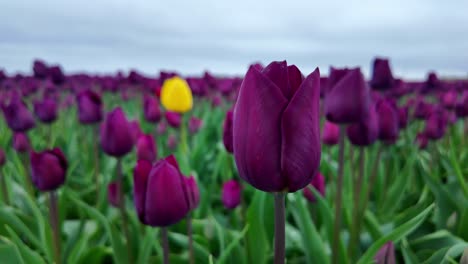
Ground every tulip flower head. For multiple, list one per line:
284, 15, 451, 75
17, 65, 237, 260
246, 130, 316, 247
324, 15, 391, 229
186, 176, 200, 210
76, 90, 103, 124
2, 93, 35, 132
222, 180, 242, 209
161, 77, 193, 113
136, 134, 157, 162
322, 121, 340, 146
13, 132, 31, 153
108, 181, 121, 207
222, 110, 234, 153
30, 148, 68, 191
100, 108, 134, 157
374, 242, 396, 264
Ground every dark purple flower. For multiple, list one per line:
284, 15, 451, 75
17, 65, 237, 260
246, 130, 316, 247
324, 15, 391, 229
441, 90, 457, 109
143, 95, 161, 123
156, 121, 167, 134
13, 132, 31, 153
455, 92, 468, 118
303, 172, 325, 203
33, 60, 48, 79
416, 133, 428, 149
347, 102, 379, 146
327, 67, 350, 94
167, 134, 178, 150
398, 106, 409, 129
322, 121, 340, 146
325, 68, 370, 124
233, 61, 321, 192
374, 242, 396, 264
186, 176, 200, 210
49, 65, 65, 85
370, 57, 394, 90
108, 181, 121, 207
133, 156, 191, 226
222, 110, 234, 153
165, 111, 181, 128
76, 90, 103, 124
30, 148, 68, 191
33, 98, 58, 123
376, 99, 399, 143
222, 180, 242, 209
136, 134, 157, 162
2, 94, 36, 132
424, 110, 446, 140
188, 117, 203, 134
100, 108, 134, 157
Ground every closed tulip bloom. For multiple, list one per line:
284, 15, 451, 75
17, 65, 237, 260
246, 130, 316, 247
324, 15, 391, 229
325, 68, 370, 124
347, 102, 379, 146
33, 97, 58, 123
374, 242, 396, 264
160, 77, 193, 113
30, 148, 67, 191
441, 90, 457, 109
413, 99, 433, 120
0, 149, 5, 167
376, 99, 399, 143
49, 66, 65, 85
100, 108, 134, 157
76, 90, 103, 124
2, 94, 35, 132
143, 95, 161, 123
108, 181, 121, 207
398, 106, 409, 129
424, 111, 446, 140
370, 58, 394, 90
222, 180, 242, 209
167, 134, 178, 150
186, 176, 200, 210
327, 67, 350, 93
233, 61, 321, 192
165, 111, 181, 128
303, 172, 325, 203
133, 156, 191, 226
322, 121, 340, 146
156, 121, 167, 134
33, 60, 48, 79
13, 132, 30, 153
455, 92, 468, 118
136, 134, 157, 162
188, 116, 203, 134
222, 110, 234, 153
416, 133, 428, 149
129, 120, 143, 144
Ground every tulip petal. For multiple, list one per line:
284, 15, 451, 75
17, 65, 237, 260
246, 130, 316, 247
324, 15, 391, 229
133, 159, 152, 223
262, 61, 291, 99
233, 66, 288, 192
287, 65, 303, 96
280, 68, 321, 192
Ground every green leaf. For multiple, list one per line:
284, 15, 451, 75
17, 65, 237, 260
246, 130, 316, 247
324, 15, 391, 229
422, 243, 468, 264
0, 236, 25, 264
245, 191, 269, 264
5, 227, 46, 264
357, 204, 434, 264
217, 224, 249, 264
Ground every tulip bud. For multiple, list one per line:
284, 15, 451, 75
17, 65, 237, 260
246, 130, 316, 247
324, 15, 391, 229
100, 108, 134, 157
322, 121, 340, 146
441, 90, 457, 109
143, 95, 161, 123
303, 172, 325, 203
416, 133, 428, 149
424, 110, 447, 140
398, 106, 409, 129
222, 110, 234, 153
324, 68, 370, 124
186, 176, 200, 210
33, 97, 58, 123
167, 134, 178, 150
49, 65, 65, 85
188, 117, 203, 134
233, 61, 321, 192
161, 77, 193, 113
413, 98, 433, 120
370, 58, 394, 90
347, 102, 379, 146
374, 242, 396, 264
108, 180, 121, 207
13, 132, 30, 153
76, 90, 103, 124
376, 99, 399, 143
136, 134, 157, 162
33, 60, 48, 79
455, 92, 468, 118
165, 111, 181, 128
133, 156, 191, 226
327, 67, 350, 94
30, 148, 68, 191
2, 94, 35, 132
156, 121, 167, 134
222, 180, 242, 209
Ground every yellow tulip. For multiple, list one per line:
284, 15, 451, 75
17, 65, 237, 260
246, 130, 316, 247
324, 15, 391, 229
160, 77, 193, 113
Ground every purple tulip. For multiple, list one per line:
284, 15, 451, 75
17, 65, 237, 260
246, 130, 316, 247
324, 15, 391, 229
370, 58, 394, 90
13, 132, 31, 153
108, 181, 121, 207
30, 148, 68, 191
222, 180, 242, 209
233, 61, 321, 192
322, 121, 340, 146
325, 68, 370, 124
133, 156, 191, 226
2, 94, 35, 132
347, 102, 379, 146
49, 65, 65, 85
186, 176, 200, 210
413, 98, 433, 120
441, 90, 457, 109
100, 108, 134, 157
129, 120, 143, 144
455, 92, 468, 118
33, 60, 48, 79
76, 90, 103, 124
167, 134, 178, 150
303, 172, 325, 203
424, 110, 446, 140
143, 95, 161, 123
374, 242, 396, 264
165, 111, 181, 128
33, 97, 58, 123
376, 99, 399, 143
416, 133, 428, 149
156, 121, 167, 134
136, 134, 157, 162
188, 116, 203, 134
222, 110, 234, 153
327, 67, 350, 94
398, 106, 409, 129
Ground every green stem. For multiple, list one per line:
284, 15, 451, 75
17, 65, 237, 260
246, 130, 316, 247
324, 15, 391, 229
348, 147, 365, 260
0, 171, 9, 205
274, 192, 286, 264
117, 158, 134, 264
161, 227, 170, 264
93, 125, 100, 205
360, 144, 383, 219
49, 191, 61, 264
20, 153, 34, 197
187, 215, 194, 264
331, 126, 346, 264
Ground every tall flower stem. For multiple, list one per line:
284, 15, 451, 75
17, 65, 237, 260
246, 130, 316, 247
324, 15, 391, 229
274, 192, 286, 264
331, 126, 346, 264
117, 158, 133, 264
348, 147, 365, 260
187, 215, 194, 264
49, 191, 61, 264
93, 125, 100, 205
0, 171, 9, 205
161, 227, 170, 264
360, 144, 383, 219
20, 153, 34, 197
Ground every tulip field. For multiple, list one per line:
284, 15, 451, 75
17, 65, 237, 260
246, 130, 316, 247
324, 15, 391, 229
0, 59, 467, 264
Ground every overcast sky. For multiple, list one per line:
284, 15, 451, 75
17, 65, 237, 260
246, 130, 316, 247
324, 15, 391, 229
1, 0, 467, 79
